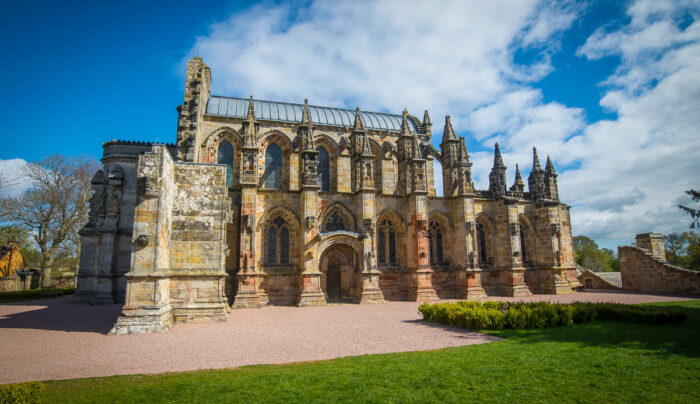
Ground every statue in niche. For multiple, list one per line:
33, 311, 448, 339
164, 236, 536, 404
105, 186, 121, 226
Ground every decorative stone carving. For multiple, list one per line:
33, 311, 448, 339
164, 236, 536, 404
465, 221, 475, 232
305, 216, 316, 230
550, 223, 561, 235
136, 234, 151, 247
363, 218, 375, 237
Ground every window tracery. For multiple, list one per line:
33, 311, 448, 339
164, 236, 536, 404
266, 216, 290, 265
323, 211, 345, 232
217, 141, 234, 169
428, 220, 444, 265
378, 219, 397, 265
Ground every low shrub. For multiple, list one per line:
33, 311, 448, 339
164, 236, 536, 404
0, 287, 75, 301
0, 381, 46, 403
418, 301, 686, 331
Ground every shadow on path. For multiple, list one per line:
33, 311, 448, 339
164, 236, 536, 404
0, 296, 122, 334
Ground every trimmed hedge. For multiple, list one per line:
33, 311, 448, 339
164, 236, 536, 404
418, 301, 687, 331
0, 381, 45, 403
0, 288, 75, 301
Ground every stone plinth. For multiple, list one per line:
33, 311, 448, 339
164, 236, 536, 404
355, 271, 385, 304
297, 272, 326, 306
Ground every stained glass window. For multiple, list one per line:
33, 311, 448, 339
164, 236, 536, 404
267, 216, 290, 265
264, 143, 283, 189
280, 226, 289, 264
316, 146, 330, 191
428, 220, 443, 265
217, 141, 234, 169
267, 226, 277, 265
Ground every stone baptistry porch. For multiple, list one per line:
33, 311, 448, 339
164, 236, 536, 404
0, 290, 694, 384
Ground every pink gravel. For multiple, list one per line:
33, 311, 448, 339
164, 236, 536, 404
0, 290, 695, 384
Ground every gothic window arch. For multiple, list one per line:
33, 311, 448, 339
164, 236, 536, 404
378, 219, 397, 266
323, 210, 345, 232
217, 141, 234, 169
266, 216, 290, 265
316, 146, 330, 191
263, 143, 283, 189
428, 220, 444, 265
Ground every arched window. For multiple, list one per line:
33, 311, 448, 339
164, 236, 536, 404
316, 146, 330, 192
378, 219, 397, 265
266, 216, 290, 265
520, 230, 528, 264
264, 143, 283, 189
428, 220, 444, 265
217, 141, 234, 169
323, 210, 345, 232
477, 222, 488, 266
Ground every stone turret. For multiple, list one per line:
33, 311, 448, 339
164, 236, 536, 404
544, 156, 559, 200
176, 57, 211, 162
488, 143, 507, 197
397, 109, 415, 195
440, 115, 459, 196
510, 164, 525, 193
299, 99, 319, 189
528, 147, 545, 200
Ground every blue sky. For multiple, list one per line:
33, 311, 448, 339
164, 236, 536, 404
1, 0, 699, 250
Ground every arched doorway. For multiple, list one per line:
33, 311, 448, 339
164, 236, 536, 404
319, 244, 356, 302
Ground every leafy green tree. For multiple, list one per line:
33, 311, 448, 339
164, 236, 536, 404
573, 235, 619, 272
664, 231, 700, 270
679, 189, 700, 229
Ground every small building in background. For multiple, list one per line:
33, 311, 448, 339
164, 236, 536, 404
0, 239, 39, 292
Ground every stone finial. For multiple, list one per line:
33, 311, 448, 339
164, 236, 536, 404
399, 108, 412, 138
442, 115, 457, 143
423, 110, 431, 126
532, 147, 542, 171
545, 155, 557, 176
493, 143, 505, 168
301, 98, 312, 126
459, 136, 470, 161
246, 95, 255, 120
352, 107, 365, 132
514, 164, 524, 185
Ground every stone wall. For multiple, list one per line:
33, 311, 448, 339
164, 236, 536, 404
619, 246, 700, 296
51, 275, 76, 289
0, 276, 15, 292
110, 145, 231, 334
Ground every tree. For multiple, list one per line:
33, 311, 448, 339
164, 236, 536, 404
573, 235, 619, 272
679, 189, 700, 229
0, 155, 97, 286
664, 232, 689, 266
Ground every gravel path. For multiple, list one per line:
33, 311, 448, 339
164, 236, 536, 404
0, 290, 694, 384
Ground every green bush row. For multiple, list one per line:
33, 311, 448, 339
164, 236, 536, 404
0, 381, 45, 403
418, 301, 687, 331
0, 287, 75, 300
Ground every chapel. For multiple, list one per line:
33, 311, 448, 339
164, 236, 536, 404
74, 57, 579, 334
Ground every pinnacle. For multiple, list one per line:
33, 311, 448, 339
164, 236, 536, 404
532, 147, 542, 171
545, 155, 557, 174
353, 106, 365, 132
442, 115, 457, 143
301, 98, 311, 125
423, 109, 431, 125
514, 163, 524, 185
399, 108, 412, 137
494, 143, 504, 168
246, 95, 255, 120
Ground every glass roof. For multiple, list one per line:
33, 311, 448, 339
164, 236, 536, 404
206, 95, 418, 133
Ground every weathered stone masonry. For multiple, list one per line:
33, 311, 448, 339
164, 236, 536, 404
75, 57, 580, 333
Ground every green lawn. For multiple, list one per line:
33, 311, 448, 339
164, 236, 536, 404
43, 300, 700, 403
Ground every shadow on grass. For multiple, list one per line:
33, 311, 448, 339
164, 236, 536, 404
0, 295, 122, 334
483, 301, 700, 358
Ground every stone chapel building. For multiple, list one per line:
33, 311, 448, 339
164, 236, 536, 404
74, 57, 579, 334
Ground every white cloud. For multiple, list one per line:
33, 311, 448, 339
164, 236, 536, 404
189, 0, 700, 243
0, 159, 30, 197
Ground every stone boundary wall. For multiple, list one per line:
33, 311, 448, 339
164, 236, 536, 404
51, 275, 76, 289
619, 245, 700, 296
0, 276, 15, 292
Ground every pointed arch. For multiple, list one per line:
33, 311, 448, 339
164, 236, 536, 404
202, 127, 242, 185
319, 202, 357, 233
314, 134, 338, 192
428, 211, 452, 267
258, 206, 301, 270
376, 208, 406, 268
258, 130, 293, 190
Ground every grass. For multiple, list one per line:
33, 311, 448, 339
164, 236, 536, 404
41, 300, 700, 403
0, 287, 75, 303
